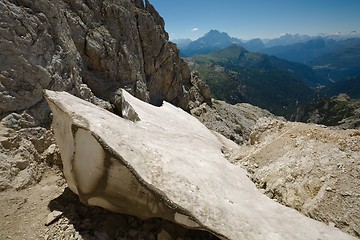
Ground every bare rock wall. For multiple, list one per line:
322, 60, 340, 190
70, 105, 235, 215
0, 0, 206, 118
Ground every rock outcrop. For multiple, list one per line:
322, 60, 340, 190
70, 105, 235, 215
0, 120, 59, 191
191, 98, 281, 144
232, 118, 360, 237
0, 0, 209, 119
45, 89, 356, 240
0, 0, 211, 192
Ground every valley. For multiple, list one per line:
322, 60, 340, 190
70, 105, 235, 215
177, 30, 360, 122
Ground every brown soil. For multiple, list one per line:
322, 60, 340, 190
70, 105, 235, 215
0, 167, 219, 240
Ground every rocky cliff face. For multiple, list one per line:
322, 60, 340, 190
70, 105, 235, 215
0, 0, 210, 191
0, 0, 209, 121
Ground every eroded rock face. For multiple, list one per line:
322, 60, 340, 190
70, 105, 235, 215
45, 89, 356, 240
0, 0, 207, 117
191, 98, 282, 145
0, 0, 210, 192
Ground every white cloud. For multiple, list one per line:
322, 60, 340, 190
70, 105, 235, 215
191, 28, 199, 32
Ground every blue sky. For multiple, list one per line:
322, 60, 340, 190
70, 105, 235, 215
149, 0, 360, 40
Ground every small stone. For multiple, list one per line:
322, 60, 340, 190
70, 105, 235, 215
128, 228, 140, 238
45, 210, 63, 226
80, 219, 93, 230
325, 187, 333, 192
11, 168, 37, 190
70, 231, 81, 240
157, 229, 173, 240
15, 158, 30, 170
254, 163, 259, 168
61, 224, 68, 231
128, 218, 138, 228
0, 176, 11, 191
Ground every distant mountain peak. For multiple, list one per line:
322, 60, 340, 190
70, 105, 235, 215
200, 30, 234, 44
177, 30, 360, 57
179, 30, 243, 57
205, 30, 230, 37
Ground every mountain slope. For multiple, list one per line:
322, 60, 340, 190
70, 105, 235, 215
187, 45, 322, 118
292, 94, 360, 128
263, 33, 313, 48
321, 76, 360, 99
260, 38, 338, 64
311, 41, 360, 81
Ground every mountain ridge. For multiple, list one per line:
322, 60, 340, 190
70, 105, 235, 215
187, 44, 324, 118
174, 30, 360, 57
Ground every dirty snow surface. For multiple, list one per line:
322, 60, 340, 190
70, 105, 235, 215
45, 90, 356, 240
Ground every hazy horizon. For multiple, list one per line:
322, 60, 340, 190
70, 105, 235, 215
170, 30, 360, 42
150, 0, 360, 41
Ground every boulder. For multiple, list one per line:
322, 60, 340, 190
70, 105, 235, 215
45, 90, 356, 240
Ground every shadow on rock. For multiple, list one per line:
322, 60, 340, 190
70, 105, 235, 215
48, 187, 219, 240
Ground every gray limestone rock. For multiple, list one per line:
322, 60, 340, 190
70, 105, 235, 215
0, 0, 208, 118
45, 210, 63, 226
192, 99, 281, 145
0, 176, 10, 191
0, 122, 55, 191
232, 119, 360, 237
11, 167, 37, 190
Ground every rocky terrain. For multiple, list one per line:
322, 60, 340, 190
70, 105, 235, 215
191, 98, 283, 145
0, 0, 359, 239
0, 0, 211, 192
231, 118, 360, 237
0, 0, 210, 117
0, 0, 212, 239
44, 89, 357, 240
191, 99, 360, 237
292, 93, 360, 129
0, 168, 219, 240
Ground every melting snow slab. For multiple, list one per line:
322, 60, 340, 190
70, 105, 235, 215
45, 90, 356, 240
